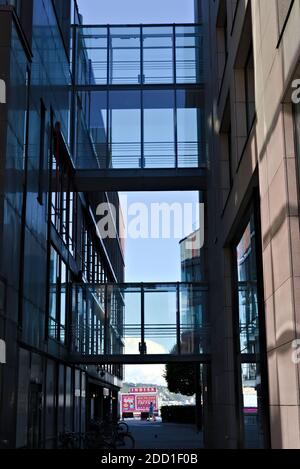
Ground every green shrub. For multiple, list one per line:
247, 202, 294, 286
160, 405, 196, 424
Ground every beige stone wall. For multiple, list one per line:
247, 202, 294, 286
208, 0, 300, 448
252, 0, 300, 450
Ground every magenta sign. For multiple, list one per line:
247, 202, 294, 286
121, 391, 158, 415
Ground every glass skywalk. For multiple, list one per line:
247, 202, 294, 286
72, 24, 206, 170
75, 25, 204, 86
70, 282, 210, 363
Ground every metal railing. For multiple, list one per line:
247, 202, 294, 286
70, 282, 210, 360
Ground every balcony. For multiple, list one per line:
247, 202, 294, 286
69, 282, 210, 364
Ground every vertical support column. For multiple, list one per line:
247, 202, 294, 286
70, 25, 77, 161
67, 282, 73, 352
106, 26, 111, 169
173, 25, 178, 169
176, 282, 181, 355
140, 25, 145, 169
104, 284, 109, 355
195, 364, 202, 431
140, 283, 146, 355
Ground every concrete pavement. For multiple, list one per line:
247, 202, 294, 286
126, 419, 203, 450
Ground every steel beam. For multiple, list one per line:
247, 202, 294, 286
68, 353, 211, 365
74, 168, 207, 192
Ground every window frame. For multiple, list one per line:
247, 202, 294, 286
231, 196, 270, 449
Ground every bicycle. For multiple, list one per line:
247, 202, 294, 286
59, 431, 80, 449
87, 420, 135, 449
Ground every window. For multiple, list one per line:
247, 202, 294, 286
234, 4, 256, 161
175, 26, 203, 84
0, 279, 5, 311
38, 100, 46, 204
143, 90, 175, 168
244, 46, 255, 134
110, 27, 141, 85
143, 27, 173, 84
51, 149, 76, 254
220, 95, 234, 207
216, 0, 229, 90
48, 246, 69, 344
234, 208, 269, 448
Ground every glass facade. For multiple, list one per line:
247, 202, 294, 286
235, 211, 266, 448
75, 25, 204, 86
49, 246, 68, 344
70, 283, 210, 359
73, 24, 205, 169
75, 88, 205, 169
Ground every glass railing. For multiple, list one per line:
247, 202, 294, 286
70, 282, 210, 358
75, 87, 206, 169
74, 24, 204, 86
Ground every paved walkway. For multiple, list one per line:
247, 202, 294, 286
126, 419, 203, 450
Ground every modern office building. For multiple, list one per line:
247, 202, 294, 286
1, 0, 300, 451
202, 0, 300, 449
0, 0, 125, 448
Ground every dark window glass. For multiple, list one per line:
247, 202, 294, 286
237, 214, 259, 355
245, 48, 255, 133
48, 246, 68, 344
38, 100, 46, 204
235, 211, 266, 448
177, 89, 204, 168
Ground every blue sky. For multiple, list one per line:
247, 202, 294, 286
120, 192, 200, 282
77, 0, 195, 25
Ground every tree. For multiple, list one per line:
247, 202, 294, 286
164, 361, 197, 396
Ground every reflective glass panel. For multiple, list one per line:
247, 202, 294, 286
89, 91, 108, 168
176, 26, 203, 84
241, 363, 264, 449
180, 285, 209, 354
143, 90, 175, 168
109, 91, 141, 168
177, 89, 204, 168
143, 27, 174, 84
236, 214, 260, 355
144, 285, 177, 355
109, 27, 141, 84
78, 27, 108, 85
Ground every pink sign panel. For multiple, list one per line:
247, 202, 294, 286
121, 394, 135, 413
135, 395, 158, 412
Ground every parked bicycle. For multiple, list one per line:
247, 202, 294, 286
59, 431, 80, 449
87, 419, 135, 449
59, 420, 135, 450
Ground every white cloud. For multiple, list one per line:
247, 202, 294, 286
125, 364, 167, 387
124, 338, 167, 386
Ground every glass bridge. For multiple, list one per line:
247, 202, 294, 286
67, 24, 210, 365
71, 24, 207, 191
69, 283, 210, 364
